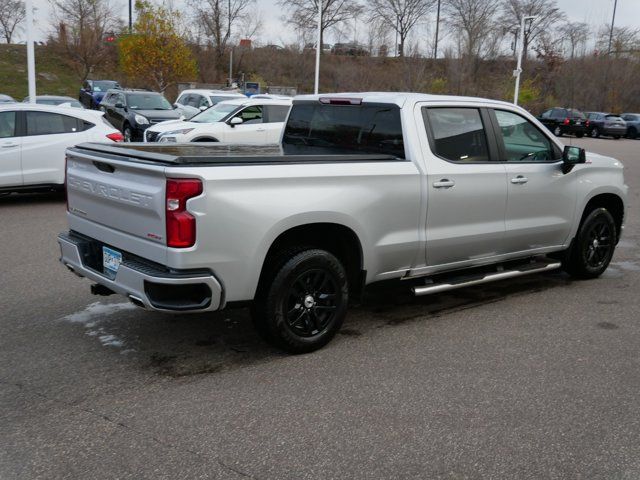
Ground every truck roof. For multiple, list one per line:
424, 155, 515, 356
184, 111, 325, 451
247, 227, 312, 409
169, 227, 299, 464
295, 92, 516, 108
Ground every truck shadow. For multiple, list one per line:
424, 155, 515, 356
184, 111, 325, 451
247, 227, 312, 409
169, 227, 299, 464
105, 270, 573, 379
0, 191, 65, 205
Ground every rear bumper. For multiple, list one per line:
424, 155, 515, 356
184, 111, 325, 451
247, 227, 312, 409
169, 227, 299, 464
58, 231, 224, 313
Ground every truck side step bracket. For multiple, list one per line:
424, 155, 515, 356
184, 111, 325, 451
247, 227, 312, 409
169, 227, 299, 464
412, 261, 562, 296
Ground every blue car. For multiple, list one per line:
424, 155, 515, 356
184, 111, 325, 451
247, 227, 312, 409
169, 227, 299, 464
79, 79, 121, 109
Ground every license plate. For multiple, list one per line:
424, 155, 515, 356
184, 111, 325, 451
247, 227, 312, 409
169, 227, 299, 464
575, 121, 582, 125
102, 246, 122, 274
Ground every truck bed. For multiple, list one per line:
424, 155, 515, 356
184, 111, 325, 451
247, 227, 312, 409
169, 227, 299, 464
70, 142, 401, 166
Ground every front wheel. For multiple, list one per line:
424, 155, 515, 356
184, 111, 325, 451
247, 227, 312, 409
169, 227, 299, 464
590, 127, 600, 138
123, 126, 133, 142
553, 126, 563, 137
251, 249, 349, 354
563, 208, 617, 279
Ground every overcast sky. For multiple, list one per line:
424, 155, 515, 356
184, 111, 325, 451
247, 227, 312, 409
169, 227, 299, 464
26, 0, 639, 47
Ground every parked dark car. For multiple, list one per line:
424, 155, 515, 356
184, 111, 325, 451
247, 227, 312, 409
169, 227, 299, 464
23, 95, 84, 109
538, 107, 587, 137
79, 80, 121, 109
99, 89, 181, 141
621, 113, 640, 139
584, 112, 626, 139
0, 94, 15, 104
331, 43, 369, 56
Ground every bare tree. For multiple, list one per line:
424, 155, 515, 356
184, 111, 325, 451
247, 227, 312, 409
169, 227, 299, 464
369, 0, 437, 57
559, 21, 588, 59
49, 0, 122, 80
443, 0, 499, 58
280, 0, 362, 51
500, 0, 565, 60
596, 25, 640, 58
0, 0, 25, 43
191, 0, 255, 59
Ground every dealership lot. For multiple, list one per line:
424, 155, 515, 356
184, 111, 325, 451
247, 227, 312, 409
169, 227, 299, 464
1, 138, 639, 479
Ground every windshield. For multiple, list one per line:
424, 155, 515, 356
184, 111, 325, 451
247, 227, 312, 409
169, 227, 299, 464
209, 95, 241, 105
126, 93, 173, 110
191, 103, 240, 123
93, 81, 119, 92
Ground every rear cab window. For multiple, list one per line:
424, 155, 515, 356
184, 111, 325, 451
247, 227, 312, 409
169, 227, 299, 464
282, 102, 405, 158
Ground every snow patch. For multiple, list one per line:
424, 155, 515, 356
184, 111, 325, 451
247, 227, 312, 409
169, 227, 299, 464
62, 302, 136, 325
61, 302, 135, 351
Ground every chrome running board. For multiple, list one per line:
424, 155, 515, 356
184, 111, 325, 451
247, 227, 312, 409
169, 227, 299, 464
412, 261, 562, 297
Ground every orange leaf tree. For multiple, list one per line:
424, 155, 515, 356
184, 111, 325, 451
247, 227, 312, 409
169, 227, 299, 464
118, 1, 197, 92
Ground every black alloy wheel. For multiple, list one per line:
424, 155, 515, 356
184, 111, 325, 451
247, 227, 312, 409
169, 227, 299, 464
563, 208, 617, 279
251, 249, 349, 353
590, 127, 600, 138
285, 269, 340, 338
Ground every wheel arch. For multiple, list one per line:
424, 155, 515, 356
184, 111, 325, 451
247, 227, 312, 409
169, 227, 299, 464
192, 136, 219, 142
256, 222, 365, 299
580, 192, 625, 242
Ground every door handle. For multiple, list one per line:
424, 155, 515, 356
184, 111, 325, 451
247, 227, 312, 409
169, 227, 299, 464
1, 143, 19, 148
433, 179, 455, 188
511, 176, 529, 184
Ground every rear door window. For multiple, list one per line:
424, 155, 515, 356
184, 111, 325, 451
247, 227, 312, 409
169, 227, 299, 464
236, 106, 263, 124
283, 103, 405, 158
423, 107, 490, 162
0, 111, 17, 138
26, 111, 81, 135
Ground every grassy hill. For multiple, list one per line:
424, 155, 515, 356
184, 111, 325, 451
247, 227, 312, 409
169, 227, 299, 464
0, 44, 111, 100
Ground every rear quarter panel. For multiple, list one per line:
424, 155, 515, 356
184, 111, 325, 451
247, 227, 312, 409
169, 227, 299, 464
166, 161, 422, 302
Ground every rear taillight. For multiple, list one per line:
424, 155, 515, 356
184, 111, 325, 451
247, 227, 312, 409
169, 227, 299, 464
106, 132, 124, 142
586, 120, 590, 127
165, 178, 202, 248
563, 118, 570, 125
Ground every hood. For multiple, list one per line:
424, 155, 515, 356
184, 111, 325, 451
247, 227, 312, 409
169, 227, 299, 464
146, 120, 220, 134
93, 92, 106, 102
133, 109, 182, 121
585, 151, 624, 170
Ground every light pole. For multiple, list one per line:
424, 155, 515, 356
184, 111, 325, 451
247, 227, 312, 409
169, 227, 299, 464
433, 0, 441, 59
25, 0, 36, 103
128, 0, 132, 34
607, 0, 618, 55
513, 15, 536, 105
314, 0, 321, 94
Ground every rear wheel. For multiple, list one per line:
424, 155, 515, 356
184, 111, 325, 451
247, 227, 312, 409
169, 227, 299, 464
251, 249, 349, 354
613, 135, 621, 140
553, 126, 563, 137
575, 132, 584, 138
590, 127, 600, 138
563, 208, 617, 279
628, 127, 638, 139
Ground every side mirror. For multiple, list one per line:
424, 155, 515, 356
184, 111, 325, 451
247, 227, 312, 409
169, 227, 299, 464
229, 117, 243, 127
115, 102, 124, 109
562, 145, 586, 173
199, 105, 208, 111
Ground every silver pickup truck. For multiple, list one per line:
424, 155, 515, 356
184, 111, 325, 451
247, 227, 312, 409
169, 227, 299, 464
58, 93, 628, 353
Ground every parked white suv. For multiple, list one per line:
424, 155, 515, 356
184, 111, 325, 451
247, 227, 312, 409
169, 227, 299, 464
0, 104, 122, 194
144, 98, 292, 143
174, 89, 246, 112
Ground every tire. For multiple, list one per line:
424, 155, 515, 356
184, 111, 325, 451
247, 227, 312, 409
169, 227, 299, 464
575, 132, 584, 138
590, 127, 600, 138
563, 208, 617, 279
251, 249, 349, 354
123, 125, 133, 142
628, 127, 638, 140
553, 126, 563, 137
613, 135, 620, 140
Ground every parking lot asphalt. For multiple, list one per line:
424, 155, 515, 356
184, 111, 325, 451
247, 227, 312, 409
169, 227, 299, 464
1, 137, 639, 479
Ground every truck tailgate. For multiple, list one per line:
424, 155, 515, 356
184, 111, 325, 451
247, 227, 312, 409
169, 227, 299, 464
66, 147, 167, 246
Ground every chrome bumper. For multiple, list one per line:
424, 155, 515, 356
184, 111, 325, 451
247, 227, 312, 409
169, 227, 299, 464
58, 232, 224, 312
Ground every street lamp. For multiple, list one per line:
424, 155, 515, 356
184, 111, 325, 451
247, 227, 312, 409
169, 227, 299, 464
314, 0, 322, 94
513, 15, 536, 105
25, 0, 36, 103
